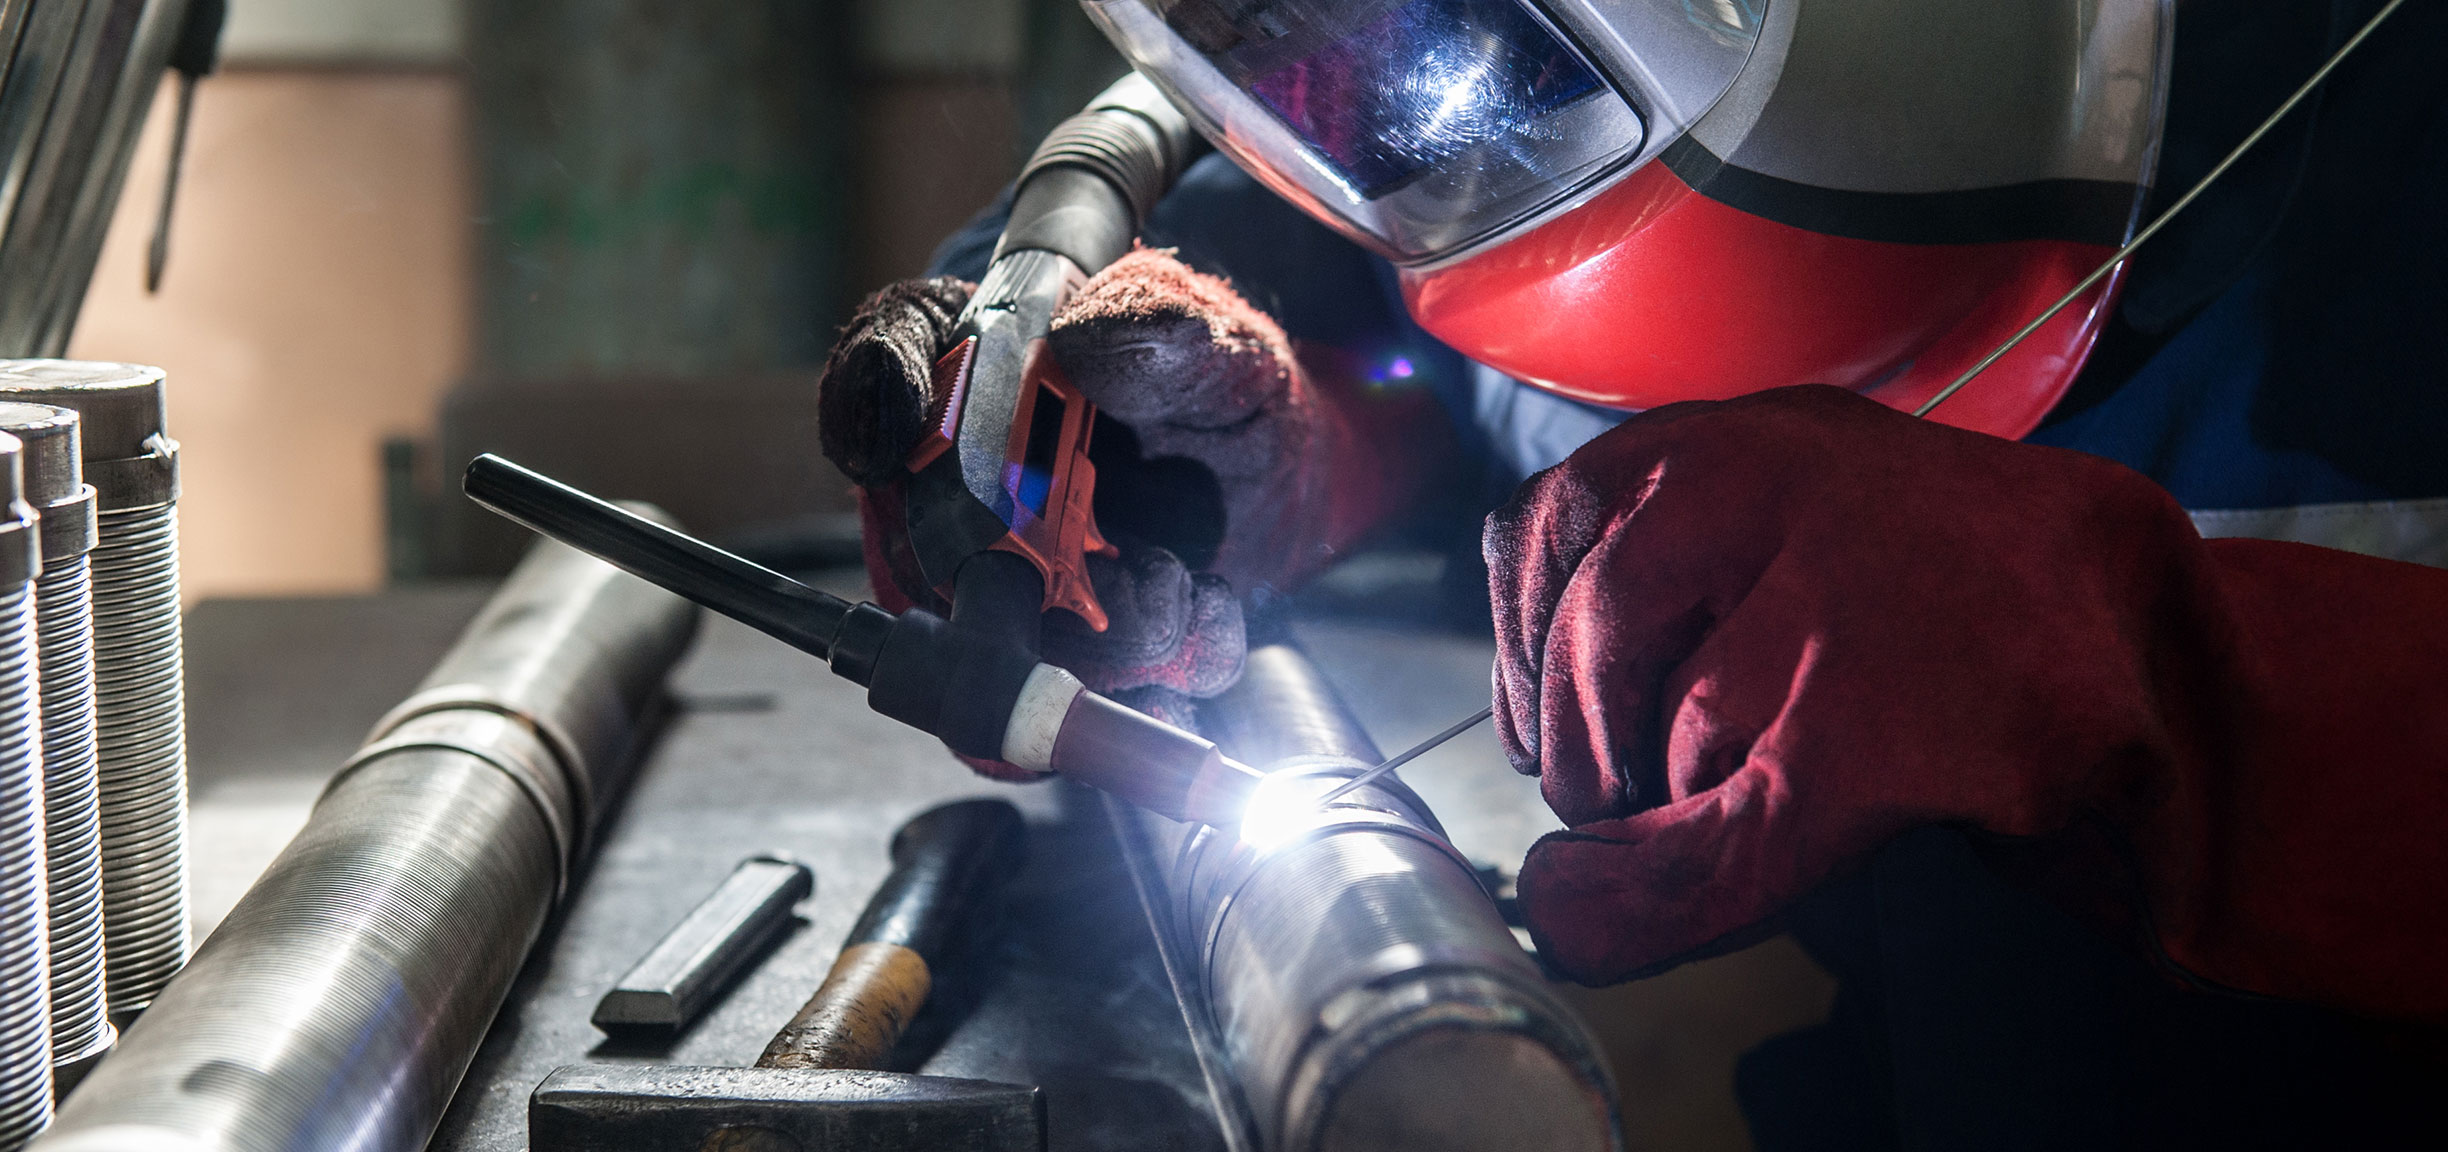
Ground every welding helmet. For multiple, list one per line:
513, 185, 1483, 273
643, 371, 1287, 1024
1086, 0, 2174, 436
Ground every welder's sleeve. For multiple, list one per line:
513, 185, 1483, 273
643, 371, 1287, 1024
1489, 385, 2448, 1023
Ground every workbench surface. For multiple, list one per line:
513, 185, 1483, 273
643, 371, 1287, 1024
183, 577, 1551, 1152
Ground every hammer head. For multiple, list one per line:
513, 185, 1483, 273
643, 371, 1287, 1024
532, 1065, 1045, 1152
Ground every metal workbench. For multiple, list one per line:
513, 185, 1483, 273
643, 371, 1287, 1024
181, 575, 1552, 1152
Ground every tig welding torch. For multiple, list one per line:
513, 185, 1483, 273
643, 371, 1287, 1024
468, 75, 1267, 821
464, 455, 1263, 825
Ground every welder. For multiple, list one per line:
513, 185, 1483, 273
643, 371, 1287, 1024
819, 0, 2448, 1144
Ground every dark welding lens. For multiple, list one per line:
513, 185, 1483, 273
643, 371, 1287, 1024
1212, 0, 1606, 196
1093, 0, 1664, 261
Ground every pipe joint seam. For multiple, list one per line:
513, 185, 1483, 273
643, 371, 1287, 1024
1172, 758, 1477, 968
336, 709, 578, 896
368, 687, 595, 838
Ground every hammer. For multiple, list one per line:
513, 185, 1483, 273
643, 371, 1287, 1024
531, 799, 1040, 1152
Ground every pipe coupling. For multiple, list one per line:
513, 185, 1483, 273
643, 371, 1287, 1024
339, 707, 579, 895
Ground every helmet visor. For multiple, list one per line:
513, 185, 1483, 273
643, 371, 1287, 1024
1088, 0, 1756, 264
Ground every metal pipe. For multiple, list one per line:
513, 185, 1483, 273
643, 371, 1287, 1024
0, 428, 51, 1148
1128, 643, 1621, 1152
0, 402, 109, 1083
32, 533, 699, 1152
0, 362, 184, 1016
1199, 645, 1381, 769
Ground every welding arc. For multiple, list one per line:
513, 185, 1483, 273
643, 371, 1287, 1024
1915, 0, 2409, 419
1314, 707, 1495, 806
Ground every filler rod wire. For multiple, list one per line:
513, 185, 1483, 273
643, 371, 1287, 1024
1915, 0, 2408, 419
1315, 707, 1494, 807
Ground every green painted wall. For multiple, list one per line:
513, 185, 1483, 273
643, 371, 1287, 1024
467, 0, 852, 379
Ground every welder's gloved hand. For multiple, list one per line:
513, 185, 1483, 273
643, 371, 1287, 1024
1490, 385, 2448, 1023
818, 250, 1409, 752
1039, 248, 1406, 599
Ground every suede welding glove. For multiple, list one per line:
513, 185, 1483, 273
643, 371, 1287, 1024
1489, 385, 2448, 1023
819, 248, 1415, 761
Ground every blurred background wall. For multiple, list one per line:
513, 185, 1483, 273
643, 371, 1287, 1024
67, 0, 468, 599
64, 0, 1123, 598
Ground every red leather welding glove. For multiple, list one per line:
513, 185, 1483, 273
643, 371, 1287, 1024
1491, 385, 2448, 1023
819, 250, 1422, 752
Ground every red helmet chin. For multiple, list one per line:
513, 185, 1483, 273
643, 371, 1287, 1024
1399, 159, 2124, 440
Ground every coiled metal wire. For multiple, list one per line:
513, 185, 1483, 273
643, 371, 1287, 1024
35, 555, 106, 1066
88, 504, 184, 1015
0, 581, 56, 1148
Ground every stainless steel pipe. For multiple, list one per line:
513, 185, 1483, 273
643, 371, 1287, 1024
1130, 644, 1621, 1152
32, 533, 699, 1152
0, 362, 184, 1015
0, 428, 53, 1149
0, 402, 107, 1082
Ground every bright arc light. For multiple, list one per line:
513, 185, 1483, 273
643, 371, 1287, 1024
1425, 56, 1493, 134
1237, 771, 1333, 851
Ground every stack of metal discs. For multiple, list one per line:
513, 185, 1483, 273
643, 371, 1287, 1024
0, 428, 54, 1146
0, 363, 185, 1017
0, 403, 106, 1086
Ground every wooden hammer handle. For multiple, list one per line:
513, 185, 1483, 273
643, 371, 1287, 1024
753, 799, 1022, 1071
757, 941, 933, 1070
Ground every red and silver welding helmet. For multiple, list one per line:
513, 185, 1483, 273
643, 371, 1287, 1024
1087, 0, 2174, 436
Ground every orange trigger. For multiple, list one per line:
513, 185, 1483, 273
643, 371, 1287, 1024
990, 341, 1112, 631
